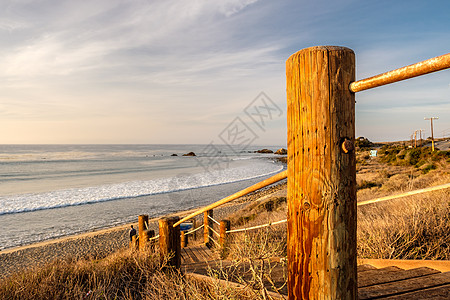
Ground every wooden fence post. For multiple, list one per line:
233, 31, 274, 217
219, 219, 230, 248
159, 217, 181, 269
192, 219, 197, 240
286, 46, 357, 299
130, 235, 138, 250
219, 219, 231, 259
204, 210, 214, 248
138, 215, 149, 252
181, 231, 188, 248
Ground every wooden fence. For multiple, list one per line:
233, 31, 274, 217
134, 47, 450, 300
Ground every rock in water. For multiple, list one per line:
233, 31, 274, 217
182, 152, 196, 156
275, 148, 287, 155
256, 149, 273, 154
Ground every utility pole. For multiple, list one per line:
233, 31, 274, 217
418, 129, 425, 147
414, 130, 418, 148
424, 117, 439, 151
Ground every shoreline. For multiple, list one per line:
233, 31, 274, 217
0, 155, 286, 252
0, 180, 287, 279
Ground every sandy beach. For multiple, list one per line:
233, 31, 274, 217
0, 181, 286, 279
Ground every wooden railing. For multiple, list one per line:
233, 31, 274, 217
134, 47, 450, 300
173, 170, 288, 227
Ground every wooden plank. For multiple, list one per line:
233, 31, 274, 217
358, 258, 450, 272
180, 249, 189, 264
188, 246, 202, 261
381, 284, 450, 300
358, 272, 450, 299
376, 266, 403, 271
196, 247, 208, 261
183, 245, 214, 263
189, 247, 203, 263
181, 247, 198, 264
358, 267, 440, 288
182, 259, 225, 275
358, 264, 378, 272
196, 245, 213, 261
184, 247, 200, 263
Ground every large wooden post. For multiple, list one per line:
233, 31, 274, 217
138, 215, 149, 252
286, 46, 357, 299
159, 217, 181, 269
204, 210, 214, 248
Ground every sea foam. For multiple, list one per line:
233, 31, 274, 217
0, 161, 283, 215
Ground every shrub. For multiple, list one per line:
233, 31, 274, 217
355, 137, 374, 150
422, 164, 437, 174
357, 180, 380, 190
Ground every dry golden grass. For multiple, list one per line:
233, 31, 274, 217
0, 246, 275, 300
2, 151, 449, 299
357, 189, 450, 260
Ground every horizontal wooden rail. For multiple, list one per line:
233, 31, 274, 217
184, 224, 204, 236
209, 227, 220, 237
173, 170, 288, 227
358, 182, 450, 206
149, 234, 159, 241
209, 236, 221, 247
222, 182, 450, 235
349, 52, 450, 92
208, 215, 220, 225
227, 219, 287, 234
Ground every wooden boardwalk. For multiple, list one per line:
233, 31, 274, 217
181, 245, 450, 299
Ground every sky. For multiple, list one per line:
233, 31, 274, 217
1, 0, 449, 145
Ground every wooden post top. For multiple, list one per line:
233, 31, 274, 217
159, 216, 180, 223
287, 46, 354, 59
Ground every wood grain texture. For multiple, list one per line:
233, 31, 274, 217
204, 210, 213, 248
159, 216, 181, 268
358, 267, 440, 288
138, 215, 149, 252
220, 219, 230, 248
358, 272, 450, 299
181, 231, 187, 248
380, 284, 450, 299
286, 46, 356, 299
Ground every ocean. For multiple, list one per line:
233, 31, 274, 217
0, 144, 285, 250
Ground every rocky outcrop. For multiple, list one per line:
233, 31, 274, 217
275, 148, 287, 155
171, 154, 178, 156
255, 149, 273, 154
182, 152, 196, 156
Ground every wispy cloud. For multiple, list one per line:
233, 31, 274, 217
0, 0, 449, 143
